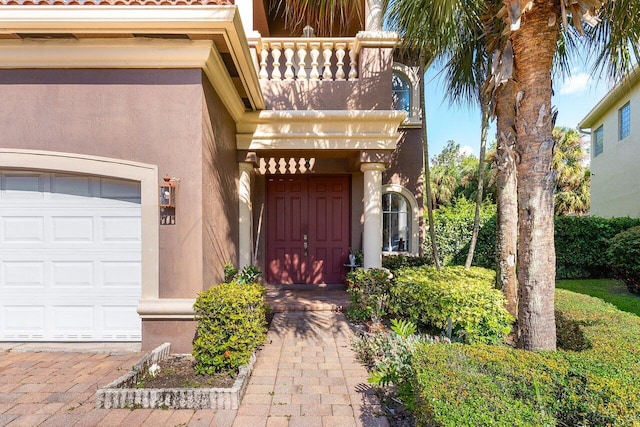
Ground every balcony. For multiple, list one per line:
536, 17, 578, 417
252, 32, 399, 111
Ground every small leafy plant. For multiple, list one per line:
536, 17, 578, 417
236, 265, 262, 284
223, 262, 238, 283
223, 262, 262, 284
352, 319, 447, 410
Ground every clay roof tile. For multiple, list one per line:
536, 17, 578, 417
0, 0, 233, 5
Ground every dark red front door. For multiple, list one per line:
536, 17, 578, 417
266, 176, 350, 284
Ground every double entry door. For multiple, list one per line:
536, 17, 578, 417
266, 175, 350, 284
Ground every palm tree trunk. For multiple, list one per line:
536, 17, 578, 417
512, 0, 559, 351
419, 65, 442, 270
465, 93, 489, 269
494, 79, 518, 319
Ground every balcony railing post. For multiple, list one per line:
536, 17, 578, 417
296, 41, 308, 80
271, 42, 282, 81
283, 42, 295, 80
335, 42, 346, 81
309, 41, 321, 81
322, 42, 334, 80
348, 43, 358, 81
259, 42, 269, 80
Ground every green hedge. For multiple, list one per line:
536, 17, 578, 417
452, 216, 640, 279
389, 266, 512, 344
608, 225, 640, 294
411, 290, 640, 426
192, 281, 267, 374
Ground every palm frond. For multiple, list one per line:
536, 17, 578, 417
269, 0, 363, 37
579, 0, 640, 82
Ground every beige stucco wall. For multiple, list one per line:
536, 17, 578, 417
590, 81, 640, 217
0, 68, 239, 351
384, 128, 424, 206
0, 69, 207, 298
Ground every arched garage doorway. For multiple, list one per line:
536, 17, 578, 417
0, 150, 158, 342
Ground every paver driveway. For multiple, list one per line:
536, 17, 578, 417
0, 311, 388, 427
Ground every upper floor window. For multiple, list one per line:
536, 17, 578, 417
392, 63, 421, 126
619, 102, 630, 140
392, 72, 411, 114
382, 192, 411, 253
594, 125, 604, 157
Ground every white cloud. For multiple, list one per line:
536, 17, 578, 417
559, 73, 591, 95
460, 145, 475, 157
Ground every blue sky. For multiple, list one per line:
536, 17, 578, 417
424, 65, 610, 157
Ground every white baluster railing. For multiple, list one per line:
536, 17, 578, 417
257, 38, 359, 81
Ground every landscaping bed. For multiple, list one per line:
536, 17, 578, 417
95, 343, 255, 410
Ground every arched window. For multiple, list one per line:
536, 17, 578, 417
392, 72, 411, 114
382, 192, 411, 252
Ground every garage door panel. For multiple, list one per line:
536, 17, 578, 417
101, 216, 141, 242
2, 217, 45, 243
2, 305, 46, 340
2, 261, 45, 288
103, 305, 141, 339
100, 178, 141, 202
51, 216, 94, 242
51, 261, 94, 289
102, 261, 142, 289
51, 305, 95, 337
1, 174, 45, 199
0, 171, 142, 342
50, 175, 93, 199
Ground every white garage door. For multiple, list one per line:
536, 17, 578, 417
0, 171, 142, 341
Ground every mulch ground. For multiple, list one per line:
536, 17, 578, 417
135, 354, 236, 389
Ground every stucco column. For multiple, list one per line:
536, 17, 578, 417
361, 162, 386, 268
366, 0, 384, 31
238, 162, 254, 269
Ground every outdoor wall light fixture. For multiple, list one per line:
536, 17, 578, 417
160, 174, 176, 225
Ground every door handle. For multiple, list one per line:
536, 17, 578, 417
303, 234, 308, 256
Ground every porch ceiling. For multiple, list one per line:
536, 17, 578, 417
236, 109, 407, 153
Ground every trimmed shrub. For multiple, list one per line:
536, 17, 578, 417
608, 225, 640, 294
382, 254, 431, 273
389, 266, 513, 344
345, 268, 392, 323
454, 216, 640, 279
192, 282, 267, 374
411, 290, 640, 426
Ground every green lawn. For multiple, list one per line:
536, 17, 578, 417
556, 279, 640, 316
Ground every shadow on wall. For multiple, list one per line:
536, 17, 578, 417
202, 77, 239, 286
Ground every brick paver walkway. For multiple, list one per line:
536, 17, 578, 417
0, 311, 387, 426
234, 311, 388, 427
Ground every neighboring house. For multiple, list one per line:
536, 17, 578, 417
579, 66, 640, 217
0, 0, 423, 351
